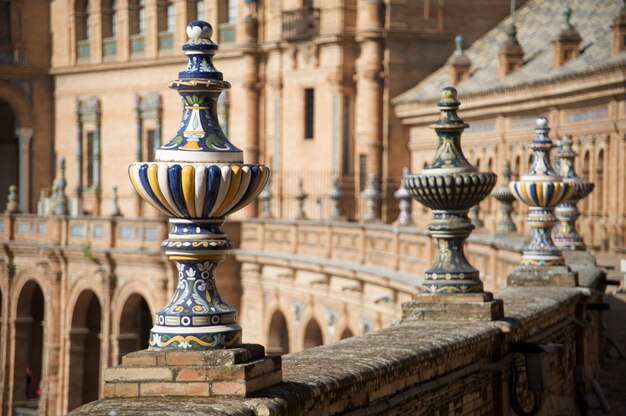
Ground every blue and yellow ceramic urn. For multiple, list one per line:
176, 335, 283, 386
129, 21, 269, 349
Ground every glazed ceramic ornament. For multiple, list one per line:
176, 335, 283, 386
510, 117, 573, 266
129, 21, 269, 349
552, 135, 594, 250
402, 87, 497, 294
491, 161, 517, 234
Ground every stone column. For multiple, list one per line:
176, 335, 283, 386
15, 127, 33, 213
269, 77, 283, 217
241, 14, 260, 217
354, 0, 384, 218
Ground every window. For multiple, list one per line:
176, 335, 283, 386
304, 88, 314, 139
86, 131, 95, 188
102, 0, 117, 38
130, 0, 146, 54
359, 154, 367, 191
147, 129, 157, 162
581, 150, 590, 213
111, 0, 117, 37
76, 1, 91, 59
84, 3, 91, 40
196, 0, 205, 20
166, 2, 175, 32
138, 0, 146, 34
158, 1, 174, 51
596, 149, 604, 213
102, 0, 117, 57
228, 0, 237, 23
218, 0, 237, 43
130, 0, 146, 35
341, 95, 351, 175
0, 0, 11, 43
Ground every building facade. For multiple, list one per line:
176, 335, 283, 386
394, 0, 626, 255
48, 0, 520, 221
0, 0, 54, 213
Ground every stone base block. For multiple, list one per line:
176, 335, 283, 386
562, 250, 596, 267
507, 264, 578, 287
103, 344, 281, 399
401, 292, 504, 321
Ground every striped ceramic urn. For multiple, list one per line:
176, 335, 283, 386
509, 117, 573, 266
128, 21, 269, 349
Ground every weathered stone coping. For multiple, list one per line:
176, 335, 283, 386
70, 284, 590, 415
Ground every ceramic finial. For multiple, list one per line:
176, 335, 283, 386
454, 35, 464, 55
6, 184, 18, 213
562, 6, 573, 30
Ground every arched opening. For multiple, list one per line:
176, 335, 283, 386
68, 290, 101, 412
596, 149, 604, 215
513, 155, 521, 179
117, 294, 151, 363
267, 310, 289, 355
486, 158, 494, 213
581, 150, 591, 214
303, 318, 323, 349
13, 281, 44, 412
0, 99, 18, 208
340, 328, 354, 339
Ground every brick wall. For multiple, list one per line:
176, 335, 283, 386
71, 266, 605, 415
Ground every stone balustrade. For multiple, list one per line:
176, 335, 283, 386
0, 213, 169, 251
237, 218, 526, 292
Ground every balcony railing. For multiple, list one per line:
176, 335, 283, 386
130, 34, 145, 56
0, 44, 24, 65
218, 23, 236, 45
0, 214, 169, 252
158, 31, 174, 51
76, 39, 91, 60
282, 8, 320, 42
103, 37, 117, 58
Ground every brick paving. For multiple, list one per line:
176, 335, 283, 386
590, 284, 626, 416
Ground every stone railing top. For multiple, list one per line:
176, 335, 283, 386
70, 282, 599, 415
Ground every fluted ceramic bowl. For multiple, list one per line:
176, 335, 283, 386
129, 162, 270, 219
565, 181, 594, 204
491, 184, 515, 204
509, 180, 573, 208
402, 172, 497, 211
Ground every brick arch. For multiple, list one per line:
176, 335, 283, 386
111, 281, 157, 332
65, 277, 105, 329
334, 309, 357, 341
10, 278, 46, 412
266, 308, 291, 355
111, 283, 156, 363
66, 287, 103, 412
263, 296, 296, 355
10, 267, 50, 319
299, 303, 327, 350
0, 82, 32, 129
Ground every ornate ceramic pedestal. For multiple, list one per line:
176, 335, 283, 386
393, 167, 412, 226
401, 88, 502, 321
102, 20, 281, 402
129, 21, 269, 349
491, 161, 517, 234
552, 135, 594, 251
507, 118, 578, 287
